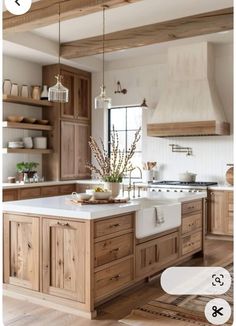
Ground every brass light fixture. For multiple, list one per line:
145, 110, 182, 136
48, 4, 69, 103
114, 81, 127, 94
141, 98, 148, 109
95, 6, 112, 109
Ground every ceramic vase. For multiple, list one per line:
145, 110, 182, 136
104, 182, 121, 198
41, 85, 48, 100
3, 79, 12, 95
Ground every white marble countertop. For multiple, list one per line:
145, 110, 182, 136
2, 179, 102, 189
2, 192, 207, 220
208, 185, 233, 191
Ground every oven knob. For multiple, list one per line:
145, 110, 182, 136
167, 190, 170, 192
174, 190, 177, 192
151, 189, 156, 192
158, 189, 162, 192
180, 190, 183, 192
189, 190, 192, 193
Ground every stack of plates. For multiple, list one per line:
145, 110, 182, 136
8, 141, 24, 149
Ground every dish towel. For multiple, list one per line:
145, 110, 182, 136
153, 206, 165, 225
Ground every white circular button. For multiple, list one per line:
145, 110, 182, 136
205, 298, 231, 325
5, 0, 32, 15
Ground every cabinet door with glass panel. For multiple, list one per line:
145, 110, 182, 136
108, 106, 142, 178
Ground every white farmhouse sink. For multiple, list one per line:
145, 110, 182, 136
133, 197, 181, 239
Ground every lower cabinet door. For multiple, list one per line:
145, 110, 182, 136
3, 214, 40, 291
42, 218, 86, 302
136, 232, 179, 278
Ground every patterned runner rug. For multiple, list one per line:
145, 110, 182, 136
120, 260, 233, 326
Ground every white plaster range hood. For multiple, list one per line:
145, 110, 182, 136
147, 42, 230, 137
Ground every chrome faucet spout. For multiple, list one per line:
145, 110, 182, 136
128, 166, 143, 199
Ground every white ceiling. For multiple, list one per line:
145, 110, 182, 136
3, 0, 233, 70
32, 0, 233, 42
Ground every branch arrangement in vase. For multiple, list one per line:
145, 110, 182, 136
87, 126, 141, 183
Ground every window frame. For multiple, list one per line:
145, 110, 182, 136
108, 105, 142, 178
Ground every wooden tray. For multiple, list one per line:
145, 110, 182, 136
70, 198, 129, 205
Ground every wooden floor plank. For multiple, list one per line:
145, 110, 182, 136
3, 239, 233, 326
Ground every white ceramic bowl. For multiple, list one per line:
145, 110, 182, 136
86, 189, 95, 195
72, 192, 92, 201
93, 191, 112, 200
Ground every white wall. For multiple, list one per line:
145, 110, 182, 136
3, 56, 43, 181
92, 43, 233, 183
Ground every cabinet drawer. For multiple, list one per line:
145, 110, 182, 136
182, 213, 202, 234
19, 187, 41, 200
182, 200, 202, 215
59, 184, 75, 195
181, 231, 202, 256
41, 186, 59, 197
94, 214, 133, 238
3, 189, 18, 201
95, 233, 133, 267
95, 258, 133, 299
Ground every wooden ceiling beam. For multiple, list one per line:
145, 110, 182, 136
3, 0, 141, 32
61, 7, 233, 59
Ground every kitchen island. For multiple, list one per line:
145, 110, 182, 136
3, 192, 207, 318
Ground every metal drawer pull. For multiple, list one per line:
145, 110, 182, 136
188, 206, 195, 209
109, 223, 120, 228
57, 222, 70, 227
110, 248, 120, 253
110, 274, 121, 281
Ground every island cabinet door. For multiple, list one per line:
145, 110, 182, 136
42, 218, 86, 302
3, 214, 40, 291
135, 232, 179, 278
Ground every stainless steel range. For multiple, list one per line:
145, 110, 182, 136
148, 181, 218, 193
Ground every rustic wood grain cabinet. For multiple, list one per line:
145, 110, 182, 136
135, 231, 179, 278
3, 214, 40, 291
208, 190, 233, 236
42, 64, 91, 181
42, 218, 86, 302
3, 200, 205, 319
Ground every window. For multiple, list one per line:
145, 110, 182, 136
108, 106, 142, 178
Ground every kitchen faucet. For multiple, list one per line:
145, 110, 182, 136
127, 166, 143, 199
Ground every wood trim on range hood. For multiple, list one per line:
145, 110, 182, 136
147, 121, 230, 137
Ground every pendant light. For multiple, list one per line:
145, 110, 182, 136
95, 6, 111, 109
48, 4, 69, 103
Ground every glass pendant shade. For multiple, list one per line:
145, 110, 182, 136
95, 86, 112, 109
48, 75, 69, 103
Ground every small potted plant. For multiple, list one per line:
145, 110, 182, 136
16, 161, 39, 182
87, 126, 141, 197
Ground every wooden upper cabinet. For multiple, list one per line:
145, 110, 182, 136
75, 123, 91, 179
209, 190, 233, 236
60, 69, 91, 121
61, 121, 77, 179
61, 121, 90, 180
3, 214, 40, 291
42, 218, 86, 302
77, 75, 91, 120
60, 70, 75, 119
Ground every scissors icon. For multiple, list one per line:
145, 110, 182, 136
212, 274, 224, 286
212, 305, 224, 317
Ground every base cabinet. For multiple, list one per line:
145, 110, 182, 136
3, 214, 40, 291
135, 232, 179, 278
208, 190, 233, 236
42, 218, 86, 302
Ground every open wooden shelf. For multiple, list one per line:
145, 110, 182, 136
3, 94, 53, 107
2, 148, 52, 154
2, 121, 52, 131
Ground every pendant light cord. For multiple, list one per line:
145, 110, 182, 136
59, 3, 61, 66
102, 6, 105, 90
